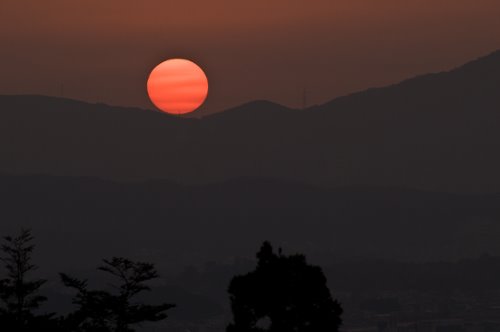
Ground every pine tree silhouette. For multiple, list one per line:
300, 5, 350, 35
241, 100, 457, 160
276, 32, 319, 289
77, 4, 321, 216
60, 257, 175, 332
227, 242, 343, 332
0, 229, 55, 331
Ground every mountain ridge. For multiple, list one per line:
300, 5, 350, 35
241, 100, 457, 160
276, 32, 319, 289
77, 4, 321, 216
316, 49, 500, 110
3, 49, 500, 117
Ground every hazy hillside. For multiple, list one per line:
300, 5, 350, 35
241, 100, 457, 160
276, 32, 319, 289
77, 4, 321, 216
1, 174, 500, 273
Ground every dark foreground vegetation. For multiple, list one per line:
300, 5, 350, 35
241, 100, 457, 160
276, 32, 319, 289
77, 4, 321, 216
0, 229, 175, 331
0, 229, 342, 332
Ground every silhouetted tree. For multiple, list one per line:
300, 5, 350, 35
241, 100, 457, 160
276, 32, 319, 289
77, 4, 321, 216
61, 257, 175, 332
227, 242, 343, 332
0, 229, 55, 331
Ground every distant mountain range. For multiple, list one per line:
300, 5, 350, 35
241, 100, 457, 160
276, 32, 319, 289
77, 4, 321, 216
1, 50, 500, 192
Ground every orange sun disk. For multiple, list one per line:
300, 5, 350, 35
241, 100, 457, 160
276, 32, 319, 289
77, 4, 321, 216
147, 59, 208, 115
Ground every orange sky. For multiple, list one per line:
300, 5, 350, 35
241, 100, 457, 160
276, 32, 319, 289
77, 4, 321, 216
1, 0, 499, 115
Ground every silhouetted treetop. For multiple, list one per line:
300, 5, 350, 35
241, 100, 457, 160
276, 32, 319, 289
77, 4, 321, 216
0, 229, 55, 331
227, 241, 343, 332
60, 257, 175, 332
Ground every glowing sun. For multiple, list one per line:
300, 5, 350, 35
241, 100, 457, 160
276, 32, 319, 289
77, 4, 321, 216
147, 59, 208, 115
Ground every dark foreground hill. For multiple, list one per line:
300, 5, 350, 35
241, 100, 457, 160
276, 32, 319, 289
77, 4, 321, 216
1, 50, 500, 192
1, 174, 500, 272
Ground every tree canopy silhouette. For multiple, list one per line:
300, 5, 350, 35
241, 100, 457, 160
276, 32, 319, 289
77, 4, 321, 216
227, 242, 343, 332
60, 257, 175, 332
0, 228, 55, 331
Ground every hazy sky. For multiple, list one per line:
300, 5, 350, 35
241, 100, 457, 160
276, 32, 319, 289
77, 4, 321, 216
1, 0, 499, 115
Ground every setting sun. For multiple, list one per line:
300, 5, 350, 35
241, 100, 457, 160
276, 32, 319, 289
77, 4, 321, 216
147, 59, 208, 115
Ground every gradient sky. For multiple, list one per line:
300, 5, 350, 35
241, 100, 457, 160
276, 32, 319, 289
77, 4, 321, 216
1, 0, 499, 115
